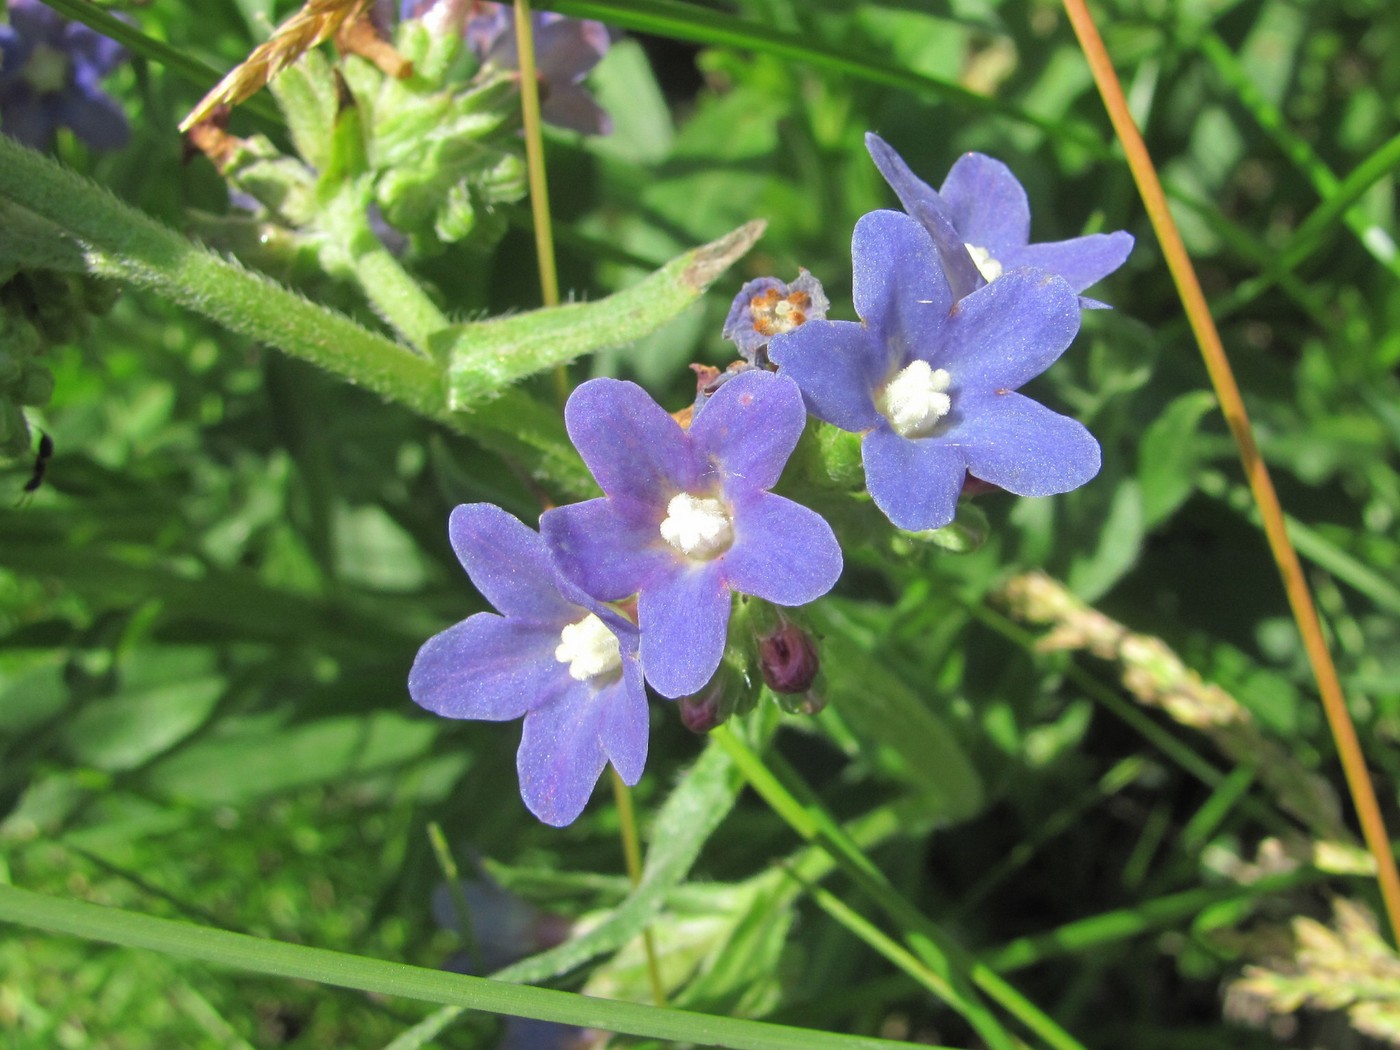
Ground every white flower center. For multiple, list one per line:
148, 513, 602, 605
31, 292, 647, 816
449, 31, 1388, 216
555, 614, 623, 683
25, 45, 71, 95
877, 360, 952, 439
965, 243, 1004, 283
659, 492, 734, 560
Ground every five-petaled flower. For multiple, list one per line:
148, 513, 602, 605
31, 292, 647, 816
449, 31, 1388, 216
721, 270, 830, 366
408, 503, 648, 826
865, 133, 1133, 308
0, 0, 129, 152
541, 370, 843, 699
769, 209, 1100, 533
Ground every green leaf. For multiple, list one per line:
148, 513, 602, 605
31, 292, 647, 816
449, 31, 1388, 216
1138, 390, 1218, 527
1067, 480, 1145, 601
491, 736, 748, 984
810, 607, 984, 824
442, 221, 765, 410
0, 884, 937, 1050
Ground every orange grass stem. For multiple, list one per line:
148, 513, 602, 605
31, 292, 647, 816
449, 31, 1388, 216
1061, 0, 1400, 945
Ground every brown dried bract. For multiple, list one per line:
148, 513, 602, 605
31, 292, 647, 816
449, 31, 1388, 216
335, 11, 413, 79
183, 105, 242, 170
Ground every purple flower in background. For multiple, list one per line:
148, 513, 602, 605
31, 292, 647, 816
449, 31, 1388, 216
769, 209, 1100, 533
722, 269, 830, 365
541, 371, 842, 699
0, 0, 129, 151
866, 133, 1133, 308
401, 0, 611, 134
408, 503, 648, 827
432, 878, 573, 973
431, 878, 597, 1048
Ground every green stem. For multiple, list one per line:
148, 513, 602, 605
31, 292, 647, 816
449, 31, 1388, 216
324, 184, 452, 357
712, 725, 1086, 1050
0, 135, 444, 420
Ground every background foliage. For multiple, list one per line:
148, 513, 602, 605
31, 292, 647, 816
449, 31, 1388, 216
3, 0, 1399, 1047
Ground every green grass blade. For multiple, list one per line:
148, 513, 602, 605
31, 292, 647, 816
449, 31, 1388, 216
1199, 31, 1400, 281
982, 868, 1325, 973
0, 883, 935, 1050
541, 0, 1106, 153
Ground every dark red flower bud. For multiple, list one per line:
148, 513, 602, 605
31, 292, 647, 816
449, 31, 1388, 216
757, 621, 820, 694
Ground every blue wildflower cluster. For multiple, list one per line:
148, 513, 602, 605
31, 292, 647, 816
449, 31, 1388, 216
411, 137, 1132, 825
0, 0, 129, 152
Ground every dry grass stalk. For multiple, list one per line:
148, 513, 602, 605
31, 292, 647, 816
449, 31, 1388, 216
179, 0, 375, 132
997, 571, 1346, 840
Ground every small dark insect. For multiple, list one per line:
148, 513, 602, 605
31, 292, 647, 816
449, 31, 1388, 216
22, 430, 53, 496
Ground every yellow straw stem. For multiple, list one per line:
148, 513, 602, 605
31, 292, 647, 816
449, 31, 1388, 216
512, 1, 560, 308
512, 0, 568, 405
1060, 0, 1400, 945
609, 769, 668, 1007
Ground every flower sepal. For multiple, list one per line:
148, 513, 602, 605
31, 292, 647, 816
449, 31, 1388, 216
891, 501, 990, 555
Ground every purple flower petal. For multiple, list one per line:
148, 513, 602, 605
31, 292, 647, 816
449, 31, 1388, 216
541, 86, 612, 136
865, 134, 984, 300
865, 133, 945, 229
598, 659, 649, 785
0, 86, 56, 149
637, 564, 731, 698
768, 320, 885, 432
448, 503, 577, 624
541, 497, 674, 601
56, 81, 128, 151
689, 370, 807, 495
533, 15, 610, 84
723, 492, 842, 605
938, 152, 1031, 257
409, 614, 563, 721
64, 21, 128, 79
1006, 231, 1135, 295
862, 425, 969, 531
851, 210, 951, 347
910, 200, 985, 301
954, 391, 1102, 497
0, 27, 33, 87
6, 0, 63, 39
564, 377, 697, 503
933, 269, 1081, 393
518, 682, 612, 826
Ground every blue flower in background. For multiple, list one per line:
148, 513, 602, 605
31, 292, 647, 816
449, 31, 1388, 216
0, 0, 129, 151
408, 503, 648, 827
541, 370, 842, 699
866, 132, 1133, 308
770, 209, 1100, 533
431, 878, 597, 1048
399, 0, 612, 134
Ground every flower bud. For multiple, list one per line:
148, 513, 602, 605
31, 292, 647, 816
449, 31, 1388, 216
677, 651, 758, 733
757, 620, 820, 694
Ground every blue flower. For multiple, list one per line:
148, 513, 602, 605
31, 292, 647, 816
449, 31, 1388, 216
400, 0, 612, 135
769, 209, 1100, 533
865, 133, 1133, 308
541, 370, 842, 699
408, 503, 648, 827
0, 0, 129, 152
430, 878, 595, 1047
721, 269, 830, 365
